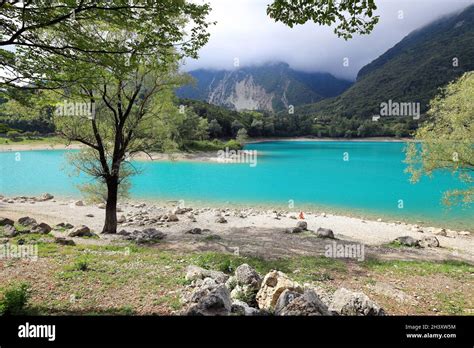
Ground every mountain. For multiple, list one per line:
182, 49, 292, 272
177, 63, 352, 112
295, 4, 474, 119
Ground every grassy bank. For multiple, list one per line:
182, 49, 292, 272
0, 231, 472, 315
0, 135, 67, 146
181, 139, 242, 152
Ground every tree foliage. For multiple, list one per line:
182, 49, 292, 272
267, 0, 379, 39
405, 72, 474, 206
1, 0, 212, 88
11, 1, 214, 233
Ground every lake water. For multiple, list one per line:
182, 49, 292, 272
0, 141, 472, 229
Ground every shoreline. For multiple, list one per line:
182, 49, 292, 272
0, 136, 412, 155
110, 195, 474, 232
0, 137, 413, 163
0, 143, 82, 152
3, 192, 472, 232
246, 136, 412, 144
1, 195, 472, 263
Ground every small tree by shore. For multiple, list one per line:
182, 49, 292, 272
405, 72, 474, 206
31, 3, 213, 234
55, 60, 196, 233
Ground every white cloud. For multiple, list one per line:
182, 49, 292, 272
184, 0, 474, 80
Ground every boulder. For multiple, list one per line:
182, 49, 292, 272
3, 224, 18, 237
31, 223, 52, 234
166, 214, 178, 222
234, 264, 262, 289
231, 299, 260, 316
75, 200, 85, 206
38, 193, 54, 201
98, 203, 106, 209
303, 284, 332, 306
215, 216, 227, 224
131, 228, 166, 244
185, 265, 229, 284
117, 215, 126, 224
68, 225, 94, 237
256, 270, 303, 310
18, 216, 37, 227
394, 236, 420, 247
0, 217, 14, 226
274, 289, 301, 314
329, 288, 385, 316
446, 230, 458, 238
55, 222, 74, 229
173, 207, 192, 215
315, 227, 335, 239
275, 289, 333, 316
185, 283, 232, 316
285, 227, 303, 234
117, 229, 131, 236
225, 276, 238, 291
54, 237, 76, 246
419, 236, 439, 248
296, 221, 308, 230
432, 228, 447, 236
185, 228, 202, 235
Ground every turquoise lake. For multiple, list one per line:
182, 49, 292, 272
0, 141, 472, 229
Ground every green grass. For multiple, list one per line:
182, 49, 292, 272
70, 256, 90, 272
1, 235, 472, 315
188, 252, 346, 283
154, 294, 183, 311
183, 139, 242, 152
202, 234, 223, 242
435, 292, 467, 315
82, 306, 136, 316
363, 258, 473, 279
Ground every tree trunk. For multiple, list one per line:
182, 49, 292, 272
102, 175, 118, 234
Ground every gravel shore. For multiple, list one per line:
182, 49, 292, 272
1, 195, 472, 263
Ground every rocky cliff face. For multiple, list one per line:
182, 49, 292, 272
177, 63, 352, 112
207, 74, 275, 111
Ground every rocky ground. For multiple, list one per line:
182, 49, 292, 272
0, 193, 473, 316
1, 194, 472, 263
182, 263, 385, 316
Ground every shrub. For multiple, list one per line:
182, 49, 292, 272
0, 123, 10, 134
73, 257, 89, 271
183, 139, 242, 152
224, 139, 242, 150
6, 130, 22, 141
0, 283, 30, 315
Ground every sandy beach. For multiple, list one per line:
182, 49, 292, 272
0, 143, 83, 152
0, 137, 413, 163
1, 195, 472, 263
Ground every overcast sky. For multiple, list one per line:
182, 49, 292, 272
184, 0, 474, 80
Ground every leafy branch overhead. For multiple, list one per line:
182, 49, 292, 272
267, 0, 379, 39
405, 72, 474, 206
0, 0, 213, 88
